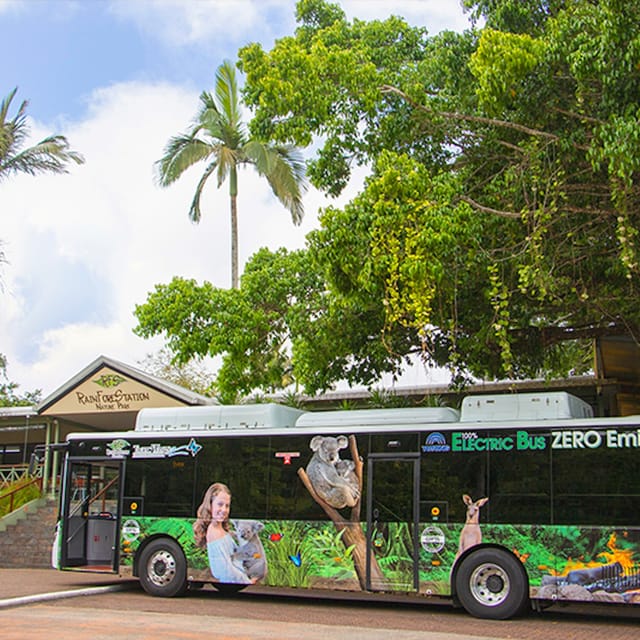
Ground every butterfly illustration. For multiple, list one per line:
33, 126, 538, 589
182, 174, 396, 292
269, 533, 284, 542
289, 553, 302, 567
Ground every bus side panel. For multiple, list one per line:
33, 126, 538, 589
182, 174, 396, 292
120, 516, 363, 589
418, 522, 640, 604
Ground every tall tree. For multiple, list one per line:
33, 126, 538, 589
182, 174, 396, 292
155, 60, 307, 289
0, 87, 84, 181
137, 1, 640, 398
238, 0, 640, 381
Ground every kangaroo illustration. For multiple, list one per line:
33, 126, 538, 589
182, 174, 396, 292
456, 494, 488, 559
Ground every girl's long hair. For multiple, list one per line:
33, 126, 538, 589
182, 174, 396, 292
193, 482, 231, 548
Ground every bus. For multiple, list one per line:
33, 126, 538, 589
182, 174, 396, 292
50, 391, 640, 619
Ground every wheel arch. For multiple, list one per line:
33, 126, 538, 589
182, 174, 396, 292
133, 533, 184, 578
450, 543, 530, 601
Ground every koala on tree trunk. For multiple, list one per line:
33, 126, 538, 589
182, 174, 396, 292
305, 435, 361, 509
297, 433, 387, 591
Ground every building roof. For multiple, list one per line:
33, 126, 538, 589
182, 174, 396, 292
36, 354, 216, 431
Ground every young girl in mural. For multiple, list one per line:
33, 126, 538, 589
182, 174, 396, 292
193, 482, 253, 584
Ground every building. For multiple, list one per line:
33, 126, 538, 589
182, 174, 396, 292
0, 355, 215, 493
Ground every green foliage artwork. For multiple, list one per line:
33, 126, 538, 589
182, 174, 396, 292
118, 515, 640, 603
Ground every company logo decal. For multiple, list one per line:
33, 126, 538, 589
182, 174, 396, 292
122, 519, 141, 542
106, 439, 131, 458
93, 374, 127, 388
106, 437, 202, 459
421, 525, 446, 553
421, 432, 450, 453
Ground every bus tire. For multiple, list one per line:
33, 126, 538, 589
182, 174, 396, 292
455, 548, 529, 619
139, 538, 188, 597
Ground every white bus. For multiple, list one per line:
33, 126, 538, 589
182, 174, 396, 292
52, 392, 640, 619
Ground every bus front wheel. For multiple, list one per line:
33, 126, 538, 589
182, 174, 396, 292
139, 538, 188, 597
455, 548, 529, 620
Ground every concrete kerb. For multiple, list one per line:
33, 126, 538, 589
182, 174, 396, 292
0, 582, 136, 609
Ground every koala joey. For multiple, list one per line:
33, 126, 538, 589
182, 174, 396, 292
305, 435, 360, 509
232, 520, 267, 581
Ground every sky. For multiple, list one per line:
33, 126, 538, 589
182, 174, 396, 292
0, 0, 474, 399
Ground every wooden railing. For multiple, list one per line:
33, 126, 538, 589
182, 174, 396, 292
0, 476, 43, 517
0, 463, 42, 487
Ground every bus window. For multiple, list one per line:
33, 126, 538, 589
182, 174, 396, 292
487, 431, 551, 525
195, 437, 270, 520
552, 431, 640, 526
267, 435, 318, 520
421, 449, 486, 524
124, 457, 196, 517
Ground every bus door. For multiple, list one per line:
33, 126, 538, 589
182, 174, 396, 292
60, 458, 123, 572
366, 453, 420, 592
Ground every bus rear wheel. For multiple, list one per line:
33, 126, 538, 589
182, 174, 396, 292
455, 548, 529, 619
139, 538, 188, 597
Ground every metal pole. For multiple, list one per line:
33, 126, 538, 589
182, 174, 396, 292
42, 420, 51, 495
51, 420, 60, 498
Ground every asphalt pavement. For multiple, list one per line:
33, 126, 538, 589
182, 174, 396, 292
0, 567, 136, 607
1, 568, 639, 640
0, 568, 510, 640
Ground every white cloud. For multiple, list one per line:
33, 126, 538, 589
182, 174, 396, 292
107, 0, 295, 48
107, 0, 472, 50
341, 0, 473, 33
2, 1, 470, 396
1, 79, 333, 395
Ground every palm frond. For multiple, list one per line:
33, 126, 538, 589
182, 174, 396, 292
196, 91, 227, 138
244, 140, 307, 224
198, 88, 246, 149
0, 88, 21, 124
215, 60, 242, 129
155, 133, 213, 186
0, 88, 84, 181
189, 160, 218, 223
0, 134, 84, 180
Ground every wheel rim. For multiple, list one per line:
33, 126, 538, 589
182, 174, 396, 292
146, 549, 177, 588
468, 562, 511, 607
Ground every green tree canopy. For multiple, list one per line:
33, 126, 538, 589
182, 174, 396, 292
136, 0, 640, 397
135, 248, 324, 402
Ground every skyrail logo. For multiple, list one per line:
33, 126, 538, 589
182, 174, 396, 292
131, 437, 202, 459
422, 432, 450, 453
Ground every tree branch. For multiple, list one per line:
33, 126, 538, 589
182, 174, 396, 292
458, 195, 522, 219
381, 85, 560, 141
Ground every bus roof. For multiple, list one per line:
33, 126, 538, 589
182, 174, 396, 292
295, 406, 460, 429
62, 392, 640, 443
135, 403, 305, 432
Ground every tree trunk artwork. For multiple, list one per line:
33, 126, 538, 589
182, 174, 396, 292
297, 435, 387, 590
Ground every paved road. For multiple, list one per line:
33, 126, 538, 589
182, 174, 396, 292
1, 569, 639, 639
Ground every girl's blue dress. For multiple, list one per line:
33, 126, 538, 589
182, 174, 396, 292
207, 534, 251, 583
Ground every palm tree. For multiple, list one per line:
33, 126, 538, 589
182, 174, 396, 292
1, 88, 84, 293
0, 87, 84, 181
155, 60, 306, 289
